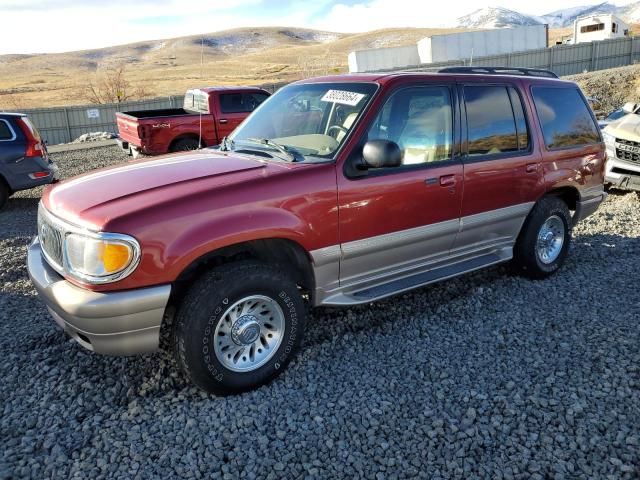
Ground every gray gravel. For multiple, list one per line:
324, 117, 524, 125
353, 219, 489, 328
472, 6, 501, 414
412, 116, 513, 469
1, 145, 639, 479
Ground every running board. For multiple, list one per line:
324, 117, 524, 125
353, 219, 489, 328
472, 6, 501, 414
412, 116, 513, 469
321, 251, 510, 306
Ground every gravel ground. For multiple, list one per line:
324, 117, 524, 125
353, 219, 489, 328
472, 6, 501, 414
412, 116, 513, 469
1, 145, 639, 479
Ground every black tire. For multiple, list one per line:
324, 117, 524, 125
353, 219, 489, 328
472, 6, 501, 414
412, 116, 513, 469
170, 138, 200, 152
173, 261, 306, 395
0, 181, 8, 210
513, 196, 572, 280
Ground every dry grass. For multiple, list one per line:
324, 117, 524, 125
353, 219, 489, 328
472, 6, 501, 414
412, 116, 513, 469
1, 25, 637, 109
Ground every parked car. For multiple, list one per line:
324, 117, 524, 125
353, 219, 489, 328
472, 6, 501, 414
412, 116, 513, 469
28, 68, 606, 394
598, 106, 629, 129
116, 86, 270, 156
602, 102, 640, 195
0, 113, 57, 209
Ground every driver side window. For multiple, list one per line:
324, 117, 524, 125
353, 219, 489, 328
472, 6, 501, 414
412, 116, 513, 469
367, 86, 453, 166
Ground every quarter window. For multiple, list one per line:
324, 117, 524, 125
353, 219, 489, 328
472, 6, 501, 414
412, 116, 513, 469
367, 86, 453, 166
531, 87, 600, 149
464, 85, 526, 157
0, 120, 13, 140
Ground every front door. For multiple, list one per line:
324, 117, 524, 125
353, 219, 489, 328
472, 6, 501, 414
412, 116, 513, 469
337, 84, 463, 288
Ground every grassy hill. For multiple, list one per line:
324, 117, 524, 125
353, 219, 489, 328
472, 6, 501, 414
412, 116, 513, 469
1, 25, 637, 109
0, 26, 472, 109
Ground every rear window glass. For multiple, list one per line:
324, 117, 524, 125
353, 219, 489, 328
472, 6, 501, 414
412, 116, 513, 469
0, 120, 13, 140
220, 93, 269, 114
532, 87, 600, 149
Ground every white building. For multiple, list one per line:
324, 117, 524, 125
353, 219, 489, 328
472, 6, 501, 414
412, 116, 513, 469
348, 25, 548, 73
573, 14, 630, 44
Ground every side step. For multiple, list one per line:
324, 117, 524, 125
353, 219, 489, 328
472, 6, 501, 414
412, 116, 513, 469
351, 252, 507, 302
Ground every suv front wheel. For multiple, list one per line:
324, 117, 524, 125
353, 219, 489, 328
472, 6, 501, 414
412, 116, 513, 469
513, 196, 572, 279
173, 261, 306, 394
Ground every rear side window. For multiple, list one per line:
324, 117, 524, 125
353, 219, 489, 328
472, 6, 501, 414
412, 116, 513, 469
531, 87, 600, 149
0, 120, 14, 141
464, 85, 529, 157
220, 93, 269, 114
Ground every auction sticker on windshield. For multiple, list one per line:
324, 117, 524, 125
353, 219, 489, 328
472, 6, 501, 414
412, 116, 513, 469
321, 90, 366, 107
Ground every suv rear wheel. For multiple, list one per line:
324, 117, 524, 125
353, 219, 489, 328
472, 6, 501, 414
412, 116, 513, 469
173, 261, 306, 394
513, 197, 572, 279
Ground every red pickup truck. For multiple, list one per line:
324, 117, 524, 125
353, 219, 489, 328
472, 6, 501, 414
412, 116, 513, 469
116, 86, 270, 156
29, 68, 606, 395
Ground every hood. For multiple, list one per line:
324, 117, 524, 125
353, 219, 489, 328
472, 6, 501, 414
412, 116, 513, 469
43, 150, 271, 229
604, 114, 640, 142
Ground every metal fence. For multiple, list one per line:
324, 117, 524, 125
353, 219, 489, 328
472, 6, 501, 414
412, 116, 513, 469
376, 36, 640, 77
14, 83, 286, 146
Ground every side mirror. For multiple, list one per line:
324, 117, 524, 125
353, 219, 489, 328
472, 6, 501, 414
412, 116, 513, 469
362, 140, 402, 169
622, 102, 637, 114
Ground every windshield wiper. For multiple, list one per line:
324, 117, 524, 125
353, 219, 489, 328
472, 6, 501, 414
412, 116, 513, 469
219, 136, 234, 151
245, 138, 304, 162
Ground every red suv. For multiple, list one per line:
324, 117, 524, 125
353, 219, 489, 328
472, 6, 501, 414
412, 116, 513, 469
28, 67, 606, 394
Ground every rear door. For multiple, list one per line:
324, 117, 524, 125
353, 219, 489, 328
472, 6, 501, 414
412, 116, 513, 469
215, 92, 269, 138
337, 84, 463, 288
451, 82, 544, 255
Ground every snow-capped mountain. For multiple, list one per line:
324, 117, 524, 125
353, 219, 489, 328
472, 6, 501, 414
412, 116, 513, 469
456, 7, 542, 28
619, 1, 640, 22
540, 2, 618, 27
457, 2, 640, 29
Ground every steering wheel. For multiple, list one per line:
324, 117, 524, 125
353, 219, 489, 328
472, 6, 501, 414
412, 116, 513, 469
327, 125, 348, 139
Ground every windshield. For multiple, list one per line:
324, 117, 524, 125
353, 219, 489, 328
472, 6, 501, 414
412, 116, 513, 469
228, 82, 378, 161
606, 109, 626, 121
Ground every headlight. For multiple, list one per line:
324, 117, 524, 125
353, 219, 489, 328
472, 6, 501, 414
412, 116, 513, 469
64, 232, 140, 283
602, 131, 615, 148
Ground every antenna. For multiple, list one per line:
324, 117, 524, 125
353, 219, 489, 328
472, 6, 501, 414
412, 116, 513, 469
198, 37, 204, 149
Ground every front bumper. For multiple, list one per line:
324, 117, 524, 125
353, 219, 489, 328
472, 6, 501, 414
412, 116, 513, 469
604, 155, 640, 192
27, 238, 171, 355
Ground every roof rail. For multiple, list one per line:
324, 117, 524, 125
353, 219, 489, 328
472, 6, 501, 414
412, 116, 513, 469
438, 66, 559, 79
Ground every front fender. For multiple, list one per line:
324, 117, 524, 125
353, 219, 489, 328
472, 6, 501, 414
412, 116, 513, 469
165, 207, 312, 276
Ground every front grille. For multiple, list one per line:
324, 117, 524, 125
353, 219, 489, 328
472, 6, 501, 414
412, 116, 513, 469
38, 206, 65, 271
615, 138, 640, 165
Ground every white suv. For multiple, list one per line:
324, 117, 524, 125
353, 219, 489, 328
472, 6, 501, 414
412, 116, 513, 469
602, 102, 640, 195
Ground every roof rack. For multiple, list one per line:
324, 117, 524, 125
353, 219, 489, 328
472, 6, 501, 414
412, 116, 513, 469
438, 66, 559, 79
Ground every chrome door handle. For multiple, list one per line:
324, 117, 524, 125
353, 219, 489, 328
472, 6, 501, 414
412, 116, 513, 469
439, 174, 456, 187
219, 119, 228, 124
525, 163, 538, 173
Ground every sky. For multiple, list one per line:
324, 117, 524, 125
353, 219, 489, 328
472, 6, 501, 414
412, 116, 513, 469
0, 0, 636, 54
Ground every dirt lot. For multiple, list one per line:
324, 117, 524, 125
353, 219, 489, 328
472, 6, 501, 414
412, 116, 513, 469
1, 145, 639, 479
